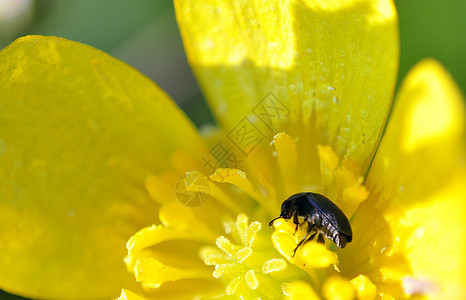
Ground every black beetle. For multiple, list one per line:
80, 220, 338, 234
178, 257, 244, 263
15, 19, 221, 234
269, 192, 352, 256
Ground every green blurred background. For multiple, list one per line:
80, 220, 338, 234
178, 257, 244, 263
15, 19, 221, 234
0, 0, 464, 299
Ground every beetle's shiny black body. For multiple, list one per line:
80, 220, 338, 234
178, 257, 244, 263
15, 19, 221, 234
269, 192, 352, 256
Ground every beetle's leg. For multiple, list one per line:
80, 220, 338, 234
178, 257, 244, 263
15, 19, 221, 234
303, 228, 319, 244
292, 222, 315, 257
314, 215, 322, 227
293, 214, 300, 235
317, 233, 325, 244
303, 230, 318, 247
294, 221, 309, 235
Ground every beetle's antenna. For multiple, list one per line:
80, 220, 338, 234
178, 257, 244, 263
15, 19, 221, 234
268, 216, 282, 227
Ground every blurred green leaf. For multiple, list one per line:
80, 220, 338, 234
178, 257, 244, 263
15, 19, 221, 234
28, 0, 171, 51
396, 0, 466, 91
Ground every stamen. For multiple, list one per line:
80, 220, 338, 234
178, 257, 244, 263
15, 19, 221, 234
226, 276, 243, 295
318, 145, 339, 195
257, 171, 278, 202
235, 214, 250, 245
199, 247, 229, 266
272, 228, 300, 260
282, 281, 320, 299
322, 275, 355, 300
133, 257, 211, 288
216, 236, 252, 262
245, 270, 259, 289
300, 243, 339, 268
262, 258, 287, 274
126, 224, 210, 256
210, 168, 273, 214
200, 214, 310, 298
133, 141, 375, 299
158, 203, 217, 239
117, 289, 145, 300
351, 275, 377, 299
213, 263, 237, 278
335, 167, 369, 217
273, 132, 299, 194
318, 144, 369, 218
210, 169, 263, 202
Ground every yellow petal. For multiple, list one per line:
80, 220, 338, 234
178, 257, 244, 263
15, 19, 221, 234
175, 0, 398, 172
0, 36, 205, 299
345, 60, 466, 298
368, 59, 465, 202
396, 178, 466, 298
145, 174, 177, 205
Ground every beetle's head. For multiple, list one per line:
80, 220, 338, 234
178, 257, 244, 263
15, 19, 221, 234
268, 198, 296, 227
279, 198, 295, 218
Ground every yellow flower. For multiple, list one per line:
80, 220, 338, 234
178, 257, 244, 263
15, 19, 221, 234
0, 1, 464, 300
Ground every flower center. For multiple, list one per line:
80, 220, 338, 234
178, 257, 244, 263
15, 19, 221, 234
200, 214, 309, 298
122, 132, 377, 299
198, 136, 375, 298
